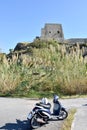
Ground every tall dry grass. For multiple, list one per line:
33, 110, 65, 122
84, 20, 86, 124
0, 41, 87, 96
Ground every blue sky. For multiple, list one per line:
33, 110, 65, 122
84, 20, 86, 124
0, 0, 87, 53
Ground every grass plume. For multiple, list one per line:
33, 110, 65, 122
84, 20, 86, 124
0, 40, 87, 97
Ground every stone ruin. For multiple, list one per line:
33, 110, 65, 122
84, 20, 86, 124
38, 23, 87, 45
6, 23, 87, 61
40, 23, 64, 42
35, 23, 87, 58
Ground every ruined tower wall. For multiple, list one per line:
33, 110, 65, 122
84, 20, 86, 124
40, 23, 64, 42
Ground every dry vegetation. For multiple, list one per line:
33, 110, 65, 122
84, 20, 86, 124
61, 108, 76, 130
0, 40, 87, 97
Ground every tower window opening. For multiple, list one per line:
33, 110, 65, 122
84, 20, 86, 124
57, 31, 60, 34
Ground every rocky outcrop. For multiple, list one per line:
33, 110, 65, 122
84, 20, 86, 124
14, 42, 29, 51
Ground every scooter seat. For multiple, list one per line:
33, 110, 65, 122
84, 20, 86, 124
36, 103, 51, 109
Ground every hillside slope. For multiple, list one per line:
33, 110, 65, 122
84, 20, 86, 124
0, 40, 87, 97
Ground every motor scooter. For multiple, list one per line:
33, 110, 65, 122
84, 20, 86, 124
27, 95, 68, 129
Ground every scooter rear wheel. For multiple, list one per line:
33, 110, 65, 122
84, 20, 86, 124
30, 114, 41, 129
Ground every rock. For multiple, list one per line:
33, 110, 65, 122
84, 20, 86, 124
14, 42, 29, 51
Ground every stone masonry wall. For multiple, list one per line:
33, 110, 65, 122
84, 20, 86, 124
40, 23, 64, 42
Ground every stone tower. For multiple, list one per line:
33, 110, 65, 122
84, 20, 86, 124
40, 23, 64, 42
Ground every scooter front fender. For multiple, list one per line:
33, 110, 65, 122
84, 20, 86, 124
27, 111, 35, 120
61, 107, 66, 111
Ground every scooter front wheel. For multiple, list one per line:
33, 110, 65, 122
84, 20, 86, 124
30, 114, 41, 129
58, 109, 68, 120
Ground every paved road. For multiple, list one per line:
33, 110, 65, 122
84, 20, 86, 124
0, 97, 87, 130
71, 103, 87, 130
0, 98, 35, 130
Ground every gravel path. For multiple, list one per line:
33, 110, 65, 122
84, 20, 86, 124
0, 97, 87, 130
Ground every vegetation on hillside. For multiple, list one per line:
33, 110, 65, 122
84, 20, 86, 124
0, 40, 87, 97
